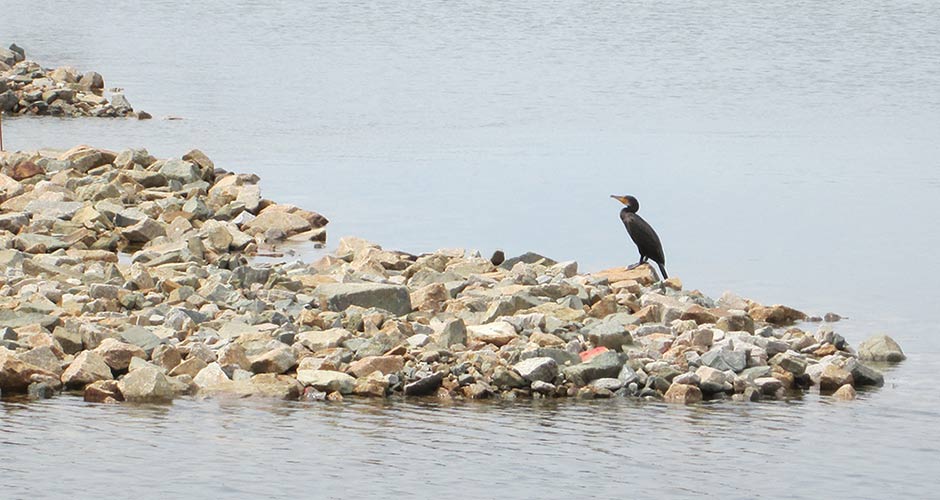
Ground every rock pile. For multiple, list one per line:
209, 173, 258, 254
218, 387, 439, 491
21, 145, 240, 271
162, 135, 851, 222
1, 44, 145, 118
0, 147, 904, 404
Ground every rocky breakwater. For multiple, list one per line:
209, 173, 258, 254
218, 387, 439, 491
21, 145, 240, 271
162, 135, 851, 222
0, 147, 904, 405
1, 44, 145, 118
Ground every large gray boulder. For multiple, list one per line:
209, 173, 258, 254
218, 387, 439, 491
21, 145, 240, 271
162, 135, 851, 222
316, 283, 412, 316
857, 335, 906, 363
563, 351, 623, 386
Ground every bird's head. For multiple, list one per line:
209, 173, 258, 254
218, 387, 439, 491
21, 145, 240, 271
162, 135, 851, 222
611, 194, 639, 212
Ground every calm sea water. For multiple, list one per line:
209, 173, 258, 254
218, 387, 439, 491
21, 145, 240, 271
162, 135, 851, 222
2, 1, 939, 497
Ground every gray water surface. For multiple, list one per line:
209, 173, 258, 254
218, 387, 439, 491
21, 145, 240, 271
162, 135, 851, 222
2, 1, 939, 497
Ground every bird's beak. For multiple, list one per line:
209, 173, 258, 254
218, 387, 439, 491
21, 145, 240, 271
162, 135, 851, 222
610, 195, 628, 205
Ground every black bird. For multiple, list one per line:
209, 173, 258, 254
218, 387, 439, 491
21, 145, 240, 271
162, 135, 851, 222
611, 194, 668, 280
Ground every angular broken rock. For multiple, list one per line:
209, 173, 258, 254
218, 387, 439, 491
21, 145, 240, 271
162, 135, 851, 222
61, 351, 113, 389
315, 283, 412, 316
512, 357, 558, 383
296, 369, 355, 394
118, 366, 175, 403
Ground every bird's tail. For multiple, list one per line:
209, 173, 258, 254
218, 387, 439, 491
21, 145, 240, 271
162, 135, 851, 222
657, 262, 668, 280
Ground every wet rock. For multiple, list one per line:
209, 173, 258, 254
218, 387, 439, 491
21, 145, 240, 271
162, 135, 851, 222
754, 376, 783, 395
0, 350, 60, 393
60, 351, 113, 389
353, 372, 389, 397
843, 358, 884, 387
664, 383, 702, 404
404, 371, 444, 396
857, 335, 906, 363
819, 365, 854, 392
83, 379, 124, 403
832, 384, 857, 400
748, 304, 806, 325
316, 283, 412, 316
118, 366, 175, 403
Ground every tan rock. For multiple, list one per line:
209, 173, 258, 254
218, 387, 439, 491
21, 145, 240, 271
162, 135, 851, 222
748, 304, 806, 325
347, 355, 404, 378
832, 384, 857, 400
93, 338, 146, 372
410, 283, 449, 313
296, 328, 351, 352
61, 351, 113, 389
593, 266, 658, 286
819, 364, 854, 391
529, 331, 565, 347
151, 344, 182, 371
352, 372, 389, 397
664, 383, 703, 404
0, 349, 61, 393
83, 379, 124, 403
168, 356, 208, 378
217, 343, 251, 372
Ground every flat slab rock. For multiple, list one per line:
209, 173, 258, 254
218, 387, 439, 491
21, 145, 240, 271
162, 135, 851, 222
316, 283, 412, 316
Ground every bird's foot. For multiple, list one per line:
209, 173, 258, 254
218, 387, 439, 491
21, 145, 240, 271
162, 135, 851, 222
626, 262, 642, 270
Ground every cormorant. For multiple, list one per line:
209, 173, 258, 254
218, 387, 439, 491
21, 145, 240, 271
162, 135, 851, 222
611, 194, 668, 280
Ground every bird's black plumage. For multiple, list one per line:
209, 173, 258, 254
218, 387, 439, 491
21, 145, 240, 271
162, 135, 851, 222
611, 195, 668, 280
